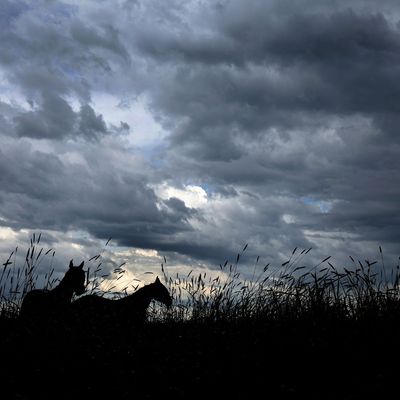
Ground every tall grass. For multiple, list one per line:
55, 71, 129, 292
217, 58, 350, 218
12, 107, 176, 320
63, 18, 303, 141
0, 233, 57, 317
1, 235, 399, 326
157, 246, 400, 324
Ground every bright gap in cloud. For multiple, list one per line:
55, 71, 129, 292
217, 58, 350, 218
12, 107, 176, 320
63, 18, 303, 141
154, 183, 208, 208
0, 227, 19, 241
91, 93, 167, 147
282, 214, 296, 224
0, 76, 31, 110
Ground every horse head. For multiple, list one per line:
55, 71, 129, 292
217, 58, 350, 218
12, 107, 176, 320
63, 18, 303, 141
151, 276, 172, 307
60, 260, 86, 296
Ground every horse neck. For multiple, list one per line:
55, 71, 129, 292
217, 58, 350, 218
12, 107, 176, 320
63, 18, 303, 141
50, 279, 74, 300
124, 284, 154, 308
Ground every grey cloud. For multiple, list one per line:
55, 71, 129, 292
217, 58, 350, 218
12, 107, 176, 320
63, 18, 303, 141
14, 92, 76, 139
70, 20, 130, 63
78, 104, 107, 140
171, 121, 243, 161
0, 1, 130, 103
0, 0, 399, 272
108, 121, 131, 136
0, 140, 197, 258
13, 93, 108, 141
0, 100, 21, 135
133, 4, 400, 157
162, 197, 195, 220
119, 121, 130, 131
128, 1, 400, 255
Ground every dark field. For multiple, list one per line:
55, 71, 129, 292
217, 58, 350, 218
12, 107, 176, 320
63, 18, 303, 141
1, 239, 400, 398
1, 312, 400, 399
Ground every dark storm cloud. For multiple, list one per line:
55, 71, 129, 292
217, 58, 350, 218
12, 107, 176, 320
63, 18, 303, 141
0, 140, 197, 253
78, 104, 107, 140
135, 6, 400, 146
124, 0, 400, 262
14, 92, 76, 139
13, 93, 108, 140
69, 20, 130, 63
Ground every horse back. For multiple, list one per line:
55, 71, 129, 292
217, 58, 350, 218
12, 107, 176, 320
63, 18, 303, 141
71, 294, 147, 328
72, 295, 112, 313
20, 290, 48, 318
20, 289, 68, 320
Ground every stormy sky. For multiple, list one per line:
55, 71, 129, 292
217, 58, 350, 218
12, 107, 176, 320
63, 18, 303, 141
0, 0, 399, 282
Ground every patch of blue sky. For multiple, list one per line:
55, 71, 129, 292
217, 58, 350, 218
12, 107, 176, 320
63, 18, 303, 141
301, 196, 332, 213
192, 182, 215, 196
57, 62, 82, 82
137, 142, 168, 170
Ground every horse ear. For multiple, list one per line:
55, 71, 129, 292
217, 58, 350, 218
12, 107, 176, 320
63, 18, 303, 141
78, 261, 84, 269
69, 260, 73, 269
155, 276, 160, 283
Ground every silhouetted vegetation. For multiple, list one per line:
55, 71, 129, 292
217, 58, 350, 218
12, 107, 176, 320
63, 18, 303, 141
0, 236, 399, 398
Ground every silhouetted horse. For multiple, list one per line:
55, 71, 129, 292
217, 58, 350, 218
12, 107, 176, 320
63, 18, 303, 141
71, 276, 172, 328
20, 260, 86, 320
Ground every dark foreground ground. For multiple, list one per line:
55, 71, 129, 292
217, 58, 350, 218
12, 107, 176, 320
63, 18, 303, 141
1, 313, 400, 399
